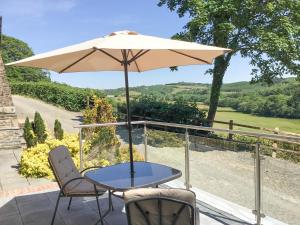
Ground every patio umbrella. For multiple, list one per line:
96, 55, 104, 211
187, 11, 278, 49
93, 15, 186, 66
7, 30, 230, 174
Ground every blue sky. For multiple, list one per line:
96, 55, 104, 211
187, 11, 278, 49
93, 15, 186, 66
1, 0, 253, 89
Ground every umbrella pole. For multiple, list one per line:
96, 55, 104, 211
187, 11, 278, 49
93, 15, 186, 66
123, 55, 134, 174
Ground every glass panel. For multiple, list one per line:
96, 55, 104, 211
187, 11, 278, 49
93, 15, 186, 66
261, 142, 300, 225
189, 132, 255, 214
81, 125, 145, 169
116, 124, 146, 160
146, 128, 186, 185
81, 125, 121, 168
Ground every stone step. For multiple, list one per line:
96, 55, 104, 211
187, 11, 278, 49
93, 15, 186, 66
0, 114, 18, 120
0, 144, 21, 148
0, 145, 22, 150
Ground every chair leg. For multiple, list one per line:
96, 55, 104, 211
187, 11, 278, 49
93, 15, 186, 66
94, 185, 104, 225
109, 191, 114, 211
67, 197, 73, 210
51, 191, 62, 225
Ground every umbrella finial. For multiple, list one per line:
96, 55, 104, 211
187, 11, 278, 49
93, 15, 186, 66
109, 30, 138, 36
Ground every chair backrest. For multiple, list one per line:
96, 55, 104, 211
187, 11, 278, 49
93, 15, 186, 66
48, 145, 81, 190
124, 188, 196, 225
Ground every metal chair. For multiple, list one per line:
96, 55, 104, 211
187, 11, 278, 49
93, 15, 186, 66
124, 188, 198, 225
48, 145, 112, 225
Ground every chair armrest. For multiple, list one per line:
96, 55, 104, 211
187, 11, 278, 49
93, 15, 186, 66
80, 166, 103, 174
61, 177, 85, 193
111, 190, 124, 199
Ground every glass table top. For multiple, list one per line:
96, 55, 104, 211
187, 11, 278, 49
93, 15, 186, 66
84, 161, 182, 191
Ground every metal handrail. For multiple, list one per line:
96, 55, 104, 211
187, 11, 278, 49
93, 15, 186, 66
74, 121, 145, 128
75, 120, 300, 142
75, 120, 299, 225
146, 121, 300, 142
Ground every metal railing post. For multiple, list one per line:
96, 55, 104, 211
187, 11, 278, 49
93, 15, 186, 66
79, 128, 83, 171
254, 142, 263, 225
185, 129, 191, 190
144, 123, 148, 162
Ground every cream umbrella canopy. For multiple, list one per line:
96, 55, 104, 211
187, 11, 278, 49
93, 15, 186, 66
7, 30, 231, 174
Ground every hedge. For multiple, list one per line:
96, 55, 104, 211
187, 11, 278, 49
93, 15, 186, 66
11, 82, 105, 111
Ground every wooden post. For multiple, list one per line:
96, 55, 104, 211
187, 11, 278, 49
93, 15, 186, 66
272, 127, 279, 158
228, 119, 233, 140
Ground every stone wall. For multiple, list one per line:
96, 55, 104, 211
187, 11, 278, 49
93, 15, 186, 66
0, 53, 22, 150
0, 53, 14, 108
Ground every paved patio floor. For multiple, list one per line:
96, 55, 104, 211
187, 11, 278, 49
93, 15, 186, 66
0, 189, 254, 225
0, 150, 56, 198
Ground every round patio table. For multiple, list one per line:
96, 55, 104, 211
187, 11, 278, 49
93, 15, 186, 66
84, 161, 182, 192
84, 161, 181, 224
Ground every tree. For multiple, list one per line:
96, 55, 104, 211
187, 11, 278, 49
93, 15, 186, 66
83, 96, 119, 147
158, 0, 300, 125
33, 112, 47, 143
54, 119, 64, 140
23, 117, 37, 148
1, 35, 50, 82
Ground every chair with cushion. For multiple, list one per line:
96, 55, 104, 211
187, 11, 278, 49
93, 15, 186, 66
48, 145, 112, 225
124, 188, 198, 225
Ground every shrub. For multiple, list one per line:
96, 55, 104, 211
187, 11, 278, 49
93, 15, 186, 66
19, 134, 97, 178
115, 145, 144, 163
19, 134, 144, 179
83, 96, 119, 148
54, 119, 64, 140
11, 82, 104, 111
33, 112, 47, 143
147, 129, 184, 148
23, 117, 37, 148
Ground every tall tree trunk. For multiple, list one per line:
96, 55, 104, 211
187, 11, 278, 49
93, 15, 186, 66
207, 56, 229, 126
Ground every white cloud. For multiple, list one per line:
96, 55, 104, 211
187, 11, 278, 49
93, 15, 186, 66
0, 0, 77, 17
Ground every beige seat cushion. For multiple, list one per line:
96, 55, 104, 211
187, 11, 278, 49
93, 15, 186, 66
49, 145, 106, 196
64, 178, 106, 195
124, 188, 196, 225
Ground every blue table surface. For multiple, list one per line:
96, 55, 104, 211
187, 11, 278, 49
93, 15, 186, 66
84, 161, 182, 191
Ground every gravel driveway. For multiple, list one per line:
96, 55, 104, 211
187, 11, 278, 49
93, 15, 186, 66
146, 143, 300, 225
12, 95, 82, 133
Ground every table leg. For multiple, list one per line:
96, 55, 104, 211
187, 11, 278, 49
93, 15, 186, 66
94, 184, 104, 225
102, 190, 114, 218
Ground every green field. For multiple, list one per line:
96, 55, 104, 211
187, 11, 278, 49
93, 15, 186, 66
195, 103, 300, 133
214, 108, 300, 133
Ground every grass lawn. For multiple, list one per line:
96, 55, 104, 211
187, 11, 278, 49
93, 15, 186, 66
196, 102, 300, 133
214, 109, 300, 134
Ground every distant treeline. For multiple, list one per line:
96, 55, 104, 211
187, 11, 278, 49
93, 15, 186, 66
117, 95, 206, 125
105, 78, 300, 119
218, 82, 300, 118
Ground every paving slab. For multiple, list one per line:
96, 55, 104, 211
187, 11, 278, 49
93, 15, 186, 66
0, 149, 56, 198
0, 213, 23, 225
0, 197, 19, 217
1, 189, 248, 225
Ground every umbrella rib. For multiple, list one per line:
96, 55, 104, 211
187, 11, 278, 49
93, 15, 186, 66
127, 49, 143, 64
127, 49, 150, 64
126, 50, 130, 61
95, 48, 123, 64
129, 50, 141, 72
59, 49, 97, 73
168, 49, 211, 64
